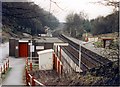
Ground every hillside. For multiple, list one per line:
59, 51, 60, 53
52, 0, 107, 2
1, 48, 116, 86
2, 2, 59, 39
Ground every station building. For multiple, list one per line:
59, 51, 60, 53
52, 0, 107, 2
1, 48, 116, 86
9, 37, 67, 58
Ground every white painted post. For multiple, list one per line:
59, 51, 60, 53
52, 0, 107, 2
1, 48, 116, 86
30, 40, 32, 71
79, 42, 81, 73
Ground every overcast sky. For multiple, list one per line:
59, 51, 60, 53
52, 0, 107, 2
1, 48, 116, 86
30, 0, 115, 22
2, 0, 115, 22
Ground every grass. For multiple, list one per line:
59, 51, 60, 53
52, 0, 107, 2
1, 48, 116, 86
27, 65, 39, 71
1, 67, 12, 81
94, 41, 103, 48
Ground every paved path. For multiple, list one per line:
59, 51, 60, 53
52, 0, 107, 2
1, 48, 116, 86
0, 42, 9, 63
2, 57, 25, 85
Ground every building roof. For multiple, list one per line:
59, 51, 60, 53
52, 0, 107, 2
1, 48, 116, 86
101, 37, 114, 40
37, 49, 54, 55
35, 37, 63, 43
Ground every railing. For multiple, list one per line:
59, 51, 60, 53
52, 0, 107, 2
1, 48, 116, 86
27, 57, 39, 65
53, 52, 63, 75
25, 51, 63, 86
25, 58, 44, 86
0, 58, 9, 75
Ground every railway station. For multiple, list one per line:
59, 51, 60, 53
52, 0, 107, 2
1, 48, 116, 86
9, 37, 68, 58
1, 1, 119, 86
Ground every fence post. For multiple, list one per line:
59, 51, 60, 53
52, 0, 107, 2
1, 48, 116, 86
58, 61, 60, 74
60, 46, 62, 61
3, 64, 5, 74
53, 53, 55, 69
60, 65, 63, 75
28, 74, 30, 85
6, 62, 7, 71
55, 56, 57, 71
30, 62, 32, 71
26, 58, 28, 66
57, 46, 58, 56
32, 76, 35, 86
8, 59, 9, 68
56, 58, 58, 73
1, 66, 2, 73
26, 68, 29, 86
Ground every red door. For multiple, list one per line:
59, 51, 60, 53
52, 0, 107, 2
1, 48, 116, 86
19, 42, 28, 57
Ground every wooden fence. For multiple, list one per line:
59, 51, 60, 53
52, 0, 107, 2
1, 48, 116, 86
0, 58, 9, 74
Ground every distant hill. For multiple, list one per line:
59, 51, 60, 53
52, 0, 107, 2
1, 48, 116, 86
2, 2, 59, 39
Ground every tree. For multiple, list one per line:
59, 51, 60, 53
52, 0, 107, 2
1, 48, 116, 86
90, 11, 119, 35
2, 2, 59, 36
64, 12, 91, 38
96, 0, 119, 11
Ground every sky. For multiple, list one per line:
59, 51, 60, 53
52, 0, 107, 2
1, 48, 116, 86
31, 0, 115, 22
2, 0, 115, 22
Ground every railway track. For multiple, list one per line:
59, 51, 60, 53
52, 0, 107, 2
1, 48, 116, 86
59, 34, 111, 72
62, 46, 89, 71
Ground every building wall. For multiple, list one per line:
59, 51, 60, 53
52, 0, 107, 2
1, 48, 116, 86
88, 37, 98, 42
15, 40, 19, 58
9, 39, 54, 58
9, 39, 19, 57
9, 39, 15, 56
38, 51, 53, 70
34, 43, 53, 57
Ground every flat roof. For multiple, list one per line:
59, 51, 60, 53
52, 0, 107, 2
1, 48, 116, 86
35, 37, 64, 43
37, 49, 54, 55
10, 37, 66, 43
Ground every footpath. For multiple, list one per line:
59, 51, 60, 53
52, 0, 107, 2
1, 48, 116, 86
2, 57, 25, 86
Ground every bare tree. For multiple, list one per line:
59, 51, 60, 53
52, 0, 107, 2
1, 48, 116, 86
91, 0, 119, 11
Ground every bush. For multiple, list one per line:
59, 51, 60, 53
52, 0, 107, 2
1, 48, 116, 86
94, 41, 103, 48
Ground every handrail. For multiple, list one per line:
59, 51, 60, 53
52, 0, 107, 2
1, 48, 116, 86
34, 79, 44, 86
25, 51, 63, 86
28, 82, 31, 86
28, 74, 32, 78
27, 57, 39, 66
25, 58, 44, 86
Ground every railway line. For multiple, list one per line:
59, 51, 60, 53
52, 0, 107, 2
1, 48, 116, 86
59, 34, 111, 72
